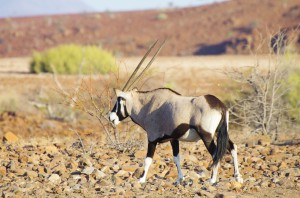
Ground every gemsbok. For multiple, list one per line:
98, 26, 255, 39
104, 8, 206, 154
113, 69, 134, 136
109, 40, 243, 184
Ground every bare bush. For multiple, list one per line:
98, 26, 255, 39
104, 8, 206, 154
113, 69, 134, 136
50, 64, 144, 152
225, 64, 287, 141
225, 30, 298, 142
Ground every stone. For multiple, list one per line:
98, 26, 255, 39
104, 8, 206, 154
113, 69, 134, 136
132, 183, 142, 192
15, 168, 26, 176
94, 170, 106, 179
260, 181, 269, 188
112, 164, 120, 172
81, 155, 93, 167
63, 186, 72, 192
269, 165, 278, 172
28, 155, 40, 165
231, 181, 243, 190
166, 168, 178, 179
97, 180, 110, 187
257, 136, 271, 146
296, 182, 300, 190
134, 150, 146, 158
81, 166, 95, 175
190, 171, 201, 181
122, 165, 138, 173
48, 174, 61, 184
3, 132, 19, 143
247, 177, 256, 182
133, 167, 143, 179
224, 155, 232, 163
72, 174, 81, 180
284, 168, 300, 177
115, 187, 125, 195
101, 166, 110, 173
216, 192, 237, 198
26, 170, 38, 178
246, 157, 262, 164
245, 139, 257, 147
157, 169, 169, 178
223, 163, 232, 170
199, 190, 214, 198
115, 170, 129, 178
188, 155, 198, 163
45, 145, 59, 155
114, 176, 124, 185
0, 166, 6, 175
72, 184, 81, 190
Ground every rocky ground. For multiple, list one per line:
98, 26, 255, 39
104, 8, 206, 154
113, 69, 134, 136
0, 117, 299, 197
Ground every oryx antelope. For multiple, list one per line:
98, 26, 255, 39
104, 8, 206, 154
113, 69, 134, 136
109, 41, 243, 184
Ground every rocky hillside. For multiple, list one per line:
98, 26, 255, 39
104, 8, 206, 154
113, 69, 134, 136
0, 0, 299, 57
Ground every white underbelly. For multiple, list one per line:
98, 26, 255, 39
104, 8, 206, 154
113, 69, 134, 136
179, 128, 201, 142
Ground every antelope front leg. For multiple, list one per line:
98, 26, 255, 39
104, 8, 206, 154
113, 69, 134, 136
139, 141, 157, 183
171, 140, 184, 184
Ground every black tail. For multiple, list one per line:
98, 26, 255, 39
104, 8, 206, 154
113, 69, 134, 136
212, 111, 229, 166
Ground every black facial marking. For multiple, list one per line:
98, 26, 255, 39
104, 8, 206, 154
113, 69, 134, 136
111, 100, 118, 112
112, 97, 129, 121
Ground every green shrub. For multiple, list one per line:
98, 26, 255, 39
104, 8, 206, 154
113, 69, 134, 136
285, 68, 300, 120
30, 44, 117, 74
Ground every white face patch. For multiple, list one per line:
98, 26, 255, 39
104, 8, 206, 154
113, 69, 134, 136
119, 99, 126, 117
109, 112, 120, 126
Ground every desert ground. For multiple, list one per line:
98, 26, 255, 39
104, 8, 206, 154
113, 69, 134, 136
0, 55, 299, 197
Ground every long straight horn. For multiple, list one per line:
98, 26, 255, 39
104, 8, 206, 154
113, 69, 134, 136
127, 40, 165, 90
122, 40, 159, 91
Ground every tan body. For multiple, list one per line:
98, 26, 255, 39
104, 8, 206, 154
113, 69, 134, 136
126, 89, 221, 142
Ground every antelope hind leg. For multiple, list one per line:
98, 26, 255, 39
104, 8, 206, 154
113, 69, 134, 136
228, 140, 243, 183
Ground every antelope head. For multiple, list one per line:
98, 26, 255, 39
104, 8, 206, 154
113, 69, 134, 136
109, 40, 165, 126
